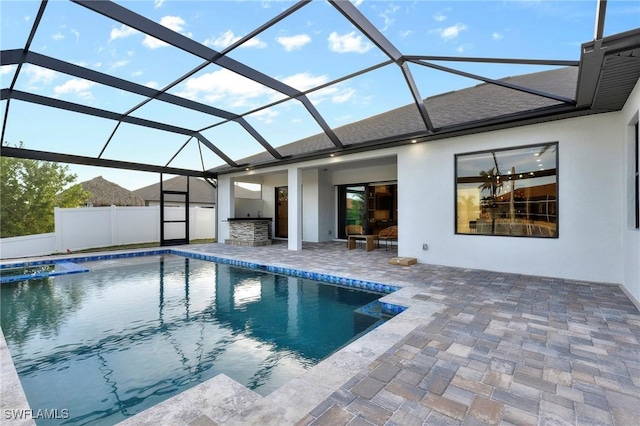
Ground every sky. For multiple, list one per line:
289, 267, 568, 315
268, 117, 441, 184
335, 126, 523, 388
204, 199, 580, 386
1, 0, 639, 191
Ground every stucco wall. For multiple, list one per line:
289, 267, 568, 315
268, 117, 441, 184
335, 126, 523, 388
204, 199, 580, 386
620, 79, 640, 304
398, 112, 624, 285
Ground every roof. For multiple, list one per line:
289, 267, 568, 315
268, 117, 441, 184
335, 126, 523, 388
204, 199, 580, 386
214, 66, 581, 172
80, 176, 145, 206
1, 1, 639, 178
133, 176, 216, 204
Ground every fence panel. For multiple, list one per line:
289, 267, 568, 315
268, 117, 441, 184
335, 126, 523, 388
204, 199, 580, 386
0, 206, 216, 259
0, 233, 56, 259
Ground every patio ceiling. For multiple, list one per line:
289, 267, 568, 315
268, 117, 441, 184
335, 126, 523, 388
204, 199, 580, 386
1, 0, 639, 178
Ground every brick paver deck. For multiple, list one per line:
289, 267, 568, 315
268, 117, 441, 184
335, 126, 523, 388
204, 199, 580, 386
185, 241, 640, 426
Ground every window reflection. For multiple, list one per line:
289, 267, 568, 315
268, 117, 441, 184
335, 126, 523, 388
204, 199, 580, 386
456, 143, 558, 237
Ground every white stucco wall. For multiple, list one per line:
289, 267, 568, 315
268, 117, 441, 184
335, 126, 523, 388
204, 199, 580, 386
331, 163, 397, 186
398, 112, 624, 285
620, 79, 640, 304
216, 177, 234, 242
318, 169, 334, 241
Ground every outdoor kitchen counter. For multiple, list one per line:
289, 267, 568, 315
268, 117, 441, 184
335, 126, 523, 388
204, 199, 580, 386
225, 218, 273, 247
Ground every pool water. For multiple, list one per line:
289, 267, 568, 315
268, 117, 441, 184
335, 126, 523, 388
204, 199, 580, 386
0, 255, 383, 425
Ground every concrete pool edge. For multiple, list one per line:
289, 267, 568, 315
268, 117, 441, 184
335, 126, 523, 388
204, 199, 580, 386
0, 329, 36, 426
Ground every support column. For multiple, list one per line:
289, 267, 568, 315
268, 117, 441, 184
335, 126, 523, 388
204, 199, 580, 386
288, 167, 303, 251
217, 176, 235, 243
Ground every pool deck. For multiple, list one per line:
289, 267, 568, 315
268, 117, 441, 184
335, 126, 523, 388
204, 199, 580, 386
2, 241, 640, 425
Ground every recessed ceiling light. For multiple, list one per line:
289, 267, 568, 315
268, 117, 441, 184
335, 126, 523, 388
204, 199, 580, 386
411, 139, 417, 144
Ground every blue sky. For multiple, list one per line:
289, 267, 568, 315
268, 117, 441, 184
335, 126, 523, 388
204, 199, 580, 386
1, 0, 639, 190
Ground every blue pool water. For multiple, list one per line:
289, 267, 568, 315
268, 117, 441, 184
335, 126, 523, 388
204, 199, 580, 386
0, 254, 385, 425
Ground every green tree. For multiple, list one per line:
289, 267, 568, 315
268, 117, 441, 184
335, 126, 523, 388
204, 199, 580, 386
1, 144, 90, 237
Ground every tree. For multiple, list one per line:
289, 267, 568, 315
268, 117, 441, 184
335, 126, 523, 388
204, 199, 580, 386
1, 144, 90, 238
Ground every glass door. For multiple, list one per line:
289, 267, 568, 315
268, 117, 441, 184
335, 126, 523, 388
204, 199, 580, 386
338, 185, 367, 239
275, 187, 288, 238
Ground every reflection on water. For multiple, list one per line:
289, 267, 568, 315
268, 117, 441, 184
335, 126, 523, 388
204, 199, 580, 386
0, 255, 382, 425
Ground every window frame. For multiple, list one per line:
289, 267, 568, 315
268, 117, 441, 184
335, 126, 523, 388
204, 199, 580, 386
635, 122, 639, 230
454, 142, 559, 238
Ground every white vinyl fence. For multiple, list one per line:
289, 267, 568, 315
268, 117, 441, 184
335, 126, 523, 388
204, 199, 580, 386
0, 206, 215, 259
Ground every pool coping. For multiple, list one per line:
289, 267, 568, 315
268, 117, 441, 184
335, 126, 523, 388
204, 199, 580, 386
0, 247, 441, 425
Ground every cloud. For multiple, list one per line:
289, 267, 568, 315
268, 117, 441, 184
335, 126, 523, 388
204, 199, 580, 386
276, 72, 356, 105
24, 64, 57, 86
351, 0, 364, 6
310, 86, 356, 105
70, 29, 80, 42
276, 34, 311, 52
379, 4, 400, 32
53, 78, 95, 100
143, 16, 191, 49
438, 23, 468, 40
110, 60, 129, 69
250, 108, 279, 125
327, 31, 372, 54
280, 72, 328, 91
52, 32, 64, 41
154, 0, 165, 8
160, 16, 188, 33
174, 68, 273, 108
456, 43, 473, 53
433, 12, 447, 22
243, 37, 267, 49
492, 32, 504, 41
131, 70, 144, 77
110, 24, 138, 41
399, 30, 413, 38
0, 65, 17, 76
204, 30, 267, 50
145, 81, 159, 89
331, 87, 355, 103
205, 30, 239, 49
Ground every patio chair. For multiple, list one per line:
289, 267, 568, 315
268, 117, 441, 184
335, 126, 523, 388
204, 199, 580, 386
345, 224, 364, 248
378, 225, 397, 250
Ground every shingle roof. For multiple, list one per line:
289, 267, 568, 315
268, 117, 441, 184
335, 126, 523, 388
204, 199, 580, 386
133, 176, 216, 204
212, 67, 579, 173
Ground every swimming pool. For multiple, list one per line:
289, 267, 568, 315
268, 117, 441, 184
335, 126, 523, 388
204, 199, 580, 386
0, 252, 399, 425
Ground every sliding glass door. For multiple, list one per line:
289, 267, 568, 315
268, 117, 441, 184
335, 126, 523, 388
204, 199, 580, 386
338, 183, 397, 239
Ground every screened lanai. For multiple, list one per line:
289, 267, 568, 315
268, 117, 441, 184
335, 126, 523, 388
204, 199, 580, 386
2, 0, 639, 183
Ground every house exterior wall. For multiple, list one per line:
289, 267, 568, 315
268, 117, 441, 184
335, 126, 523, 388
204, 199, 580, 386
318, 169, 334, 241
398, 112, 624, 285
215, 83, 639, 299
620, 79, 640, 304
331, 163, 397, 185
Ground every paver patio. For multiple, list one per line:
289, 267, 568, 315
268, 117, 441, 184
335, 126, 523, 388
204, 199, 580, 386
180, 241, 640, 426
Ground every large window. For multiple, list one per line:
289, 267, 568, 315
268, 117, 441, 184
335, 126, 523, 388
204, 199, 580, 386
455, 142, 558, 238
